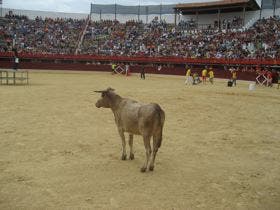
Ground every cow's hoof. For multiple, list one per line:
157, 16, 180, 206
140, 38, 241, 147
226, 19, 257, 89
140, 167, 147, 173
129, 154, 134, 160
121, 154, 127, 160
149, 166, 154, 171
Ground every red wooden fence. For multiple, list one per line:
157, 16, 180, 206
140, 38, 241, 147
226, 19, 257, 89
1, 52, 278, 81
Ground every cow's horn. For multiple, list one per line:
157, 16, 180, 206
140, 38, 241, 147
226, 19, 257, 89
107, 87, 115, 91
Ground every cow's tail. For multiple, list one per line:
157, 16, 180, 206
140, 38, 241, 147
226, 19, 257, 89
154, 104, 165, 148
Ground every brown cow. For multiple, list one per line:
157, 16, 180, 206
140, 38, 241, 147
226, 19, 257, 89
95, 88, 165, 172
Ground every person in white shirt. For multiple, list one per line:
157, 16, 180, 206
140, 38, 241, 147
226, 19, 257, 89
13, 48, 19, 71
125, 64, 129, 76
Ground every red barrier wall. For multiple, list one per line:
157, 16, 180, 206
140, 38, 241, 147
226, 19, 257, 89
0, 60, 258, 81
1, 52, 280, 65
2, 52, 274, 81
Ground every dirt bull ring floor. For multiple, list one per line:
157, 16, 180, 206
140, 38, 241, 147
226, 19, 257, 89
0, 70, 279, 209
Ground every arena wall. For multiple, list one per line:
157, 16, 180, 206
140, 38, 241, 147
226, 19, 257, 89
0, 59, 258, 81
1, 51, 277, 81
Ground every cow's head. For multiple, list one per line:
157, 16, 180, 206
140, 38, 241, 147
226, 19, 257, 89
94, 87, 115, 108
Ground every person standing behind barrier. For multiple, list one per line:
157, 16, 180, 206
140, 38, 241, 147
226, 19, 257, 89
184, 65, 192, 85
202, 66, 208, 84
208, 67, 214, 84
140, 65, 145, 79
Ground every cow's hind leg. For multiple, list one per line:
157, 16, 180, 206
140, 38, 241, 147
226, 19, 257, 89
141, 135, 151, 172
129, 134, 134, 160
149, 135, 159, 171
118, 130, 127, 160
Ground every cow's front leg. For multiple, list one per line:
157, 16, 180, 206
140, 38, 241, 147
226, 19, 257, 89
141, 135, 151, 172
118, 130, 127, 160
129, 134, 134, 160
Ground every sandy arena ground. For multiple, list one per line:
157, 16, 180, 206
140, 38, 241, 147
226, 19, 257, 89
0, 70, 279, 209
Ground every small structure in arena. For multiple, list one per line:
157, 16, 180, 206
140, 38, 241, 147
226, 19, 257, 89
0, 69, 29, 85
113, 65, 125, 74
95, 88, 165, 172
256, 70, 268, 86
113, 64, 131, 76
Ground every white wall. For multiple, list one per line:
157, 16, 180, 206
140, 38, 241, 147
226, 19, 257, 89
179, 8, 280, 26
2, 7, 175, 23
2, 8, 88, 19
2, 7, 280, 25
90, 8, 280, 25
90, 13, 175, 23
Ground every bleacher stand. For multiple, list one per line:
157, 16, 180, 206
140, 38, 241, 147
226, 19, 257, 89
0, 8, 279, 60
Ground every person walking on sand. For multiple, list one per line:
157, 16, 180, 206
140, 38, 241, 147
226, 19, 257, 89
111, 63, 116, 74
277, 71, 280, 89
208, 67, 214, 84
230, 67, 237, 86
184, 65, 192, 85
267, 70, 273, 87
202, 66, 208, 84
140, 65, 145, 79
125, 64, 130, 76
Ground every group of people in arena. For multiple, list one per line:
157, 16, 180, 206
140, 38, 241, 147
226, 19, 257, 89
184, 65, 280, 88
255, 66, 280, 88
1, 13, 280, 60
184, 65, 222, 86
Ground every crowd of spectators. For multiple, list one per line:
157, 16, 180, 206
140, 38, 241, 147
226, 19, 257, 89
213, 16, 244, 30
81, 16, 280, 59
178, 19, 197, 30
0, 13, 280, 59
0, 13, 86, 54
